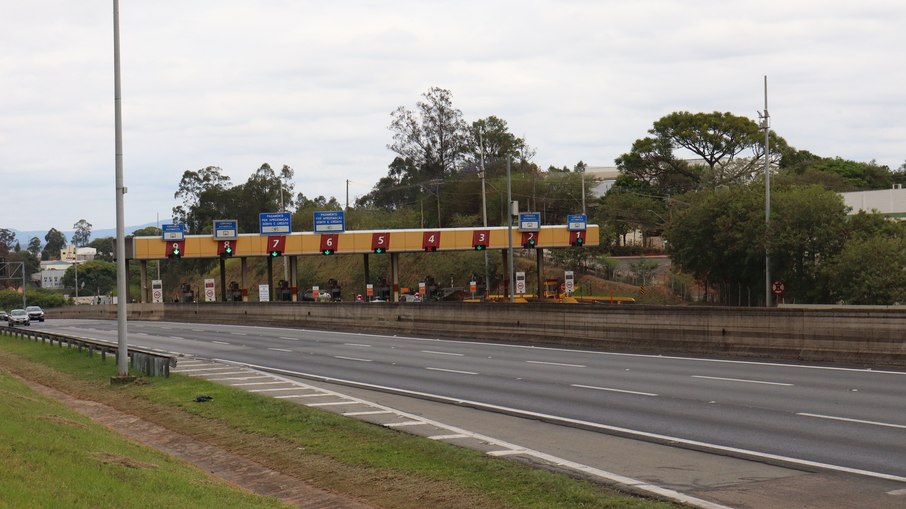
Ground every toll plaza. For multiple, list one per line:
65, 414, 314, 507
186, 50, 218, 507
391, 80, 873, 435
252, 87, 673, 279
127, 224, 599, 304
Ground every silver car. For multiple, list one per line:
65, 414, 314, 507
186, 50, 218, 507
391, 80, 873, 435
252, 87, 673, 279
8, 309, 30, 327
25, 305, 45, 322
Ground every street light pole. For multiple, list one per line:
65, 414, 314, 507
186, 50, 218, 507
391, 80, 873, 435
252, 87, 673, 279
760, 75, 771, 307
479, 127, 490, 298
113, 0, 130, 378
506, 158, 515, 303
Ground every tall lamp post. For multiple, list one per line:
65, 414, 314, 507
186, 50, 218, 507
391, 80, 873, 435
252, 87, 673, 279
113, 0, 131, 380
479, 127, 490, 298
759, 76, 771, 307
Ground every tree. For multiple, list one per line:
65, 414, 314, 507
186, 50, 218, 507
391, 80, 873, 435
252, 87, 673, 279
387, 86, 469, 184
172, 166, 233, 233
768, 185, 849, 302
466, 116, 533, 179
72, 219, 92, 247
88, 237, 115, 262
777, 150, 897, 192
822, 236, 906, 305
41, 228, 67, 260
0, 228, 15, 256
27, 237, 41, 257
616, 111, 788, 195
62, 260, 118, 296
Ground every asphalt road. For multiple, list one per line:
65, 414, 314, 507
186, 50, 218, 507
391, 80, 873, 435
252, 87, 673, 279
33, 319, 906, 482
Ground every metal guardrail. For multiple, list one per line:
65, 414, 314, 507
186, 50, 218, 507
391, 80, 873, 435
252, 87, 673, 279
1, 326, 176, 377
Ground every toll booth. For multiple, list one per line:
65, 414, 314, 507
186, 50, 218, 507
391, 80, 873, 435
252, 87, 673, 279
180, 282, 195, 303
325, 278, 342, 301
277, 280, 292, 302
228, 281, 243, 302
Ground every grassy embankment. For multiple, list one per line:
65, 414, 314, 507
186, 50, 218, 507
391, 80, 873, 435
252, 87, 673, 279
0, 330, 680, 509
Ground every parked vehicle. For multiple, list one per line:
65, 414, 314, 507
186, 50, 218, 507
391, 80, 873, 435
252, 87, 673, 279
0, 310, 8, 322
25, 305, 45, 322
8, 309, 29, 327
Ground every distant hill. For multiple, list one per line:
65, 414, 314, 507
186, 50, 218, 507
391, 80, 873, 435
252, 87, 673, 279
7, 220, 174, 247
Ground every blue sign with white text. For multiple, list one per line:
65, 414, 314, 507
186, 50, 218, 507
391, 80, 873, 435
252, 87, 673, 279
213, 219, 239, 240
314, 211, 345, 233
518, 212, 541, 232
259, 212, 292, 234
162, 223, 185, 241
567, 214, 587, 231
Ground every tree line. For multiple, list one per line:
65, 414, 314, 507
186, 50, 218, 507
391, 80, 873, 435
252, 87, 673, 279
4, 86, 905, 305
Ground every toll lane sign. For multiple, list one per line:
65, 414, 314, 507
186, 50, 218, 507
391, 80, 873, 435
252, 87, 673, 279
259, 212, 291, 234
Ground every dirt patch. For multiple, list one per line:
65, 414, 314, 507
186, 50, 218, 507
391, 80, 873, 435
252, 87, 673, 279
94, 451, 158, 469
40, 414, 88, 429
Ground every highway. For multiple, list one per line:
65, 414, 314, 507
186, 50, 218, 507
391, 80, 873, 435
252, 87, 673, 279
32, 319, 906, 482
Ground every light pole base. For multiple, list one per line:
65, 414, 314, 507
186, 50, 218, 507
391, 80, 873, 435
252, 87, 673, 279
110, 375, 136, 386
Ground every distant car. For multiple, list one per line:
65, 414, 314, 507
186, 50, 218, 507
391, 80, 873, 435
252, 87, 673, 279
8, 309, 29, 327
0, 310, 7, 322
25, 305, 45, 322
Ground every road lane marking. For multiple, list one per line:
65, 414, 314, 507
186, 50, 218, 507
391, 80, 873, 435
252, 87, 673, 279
208, 376, 271, 381
169, 336, 185, 340
232, 381, 285, 386
571, 384, 658, 397
212, 340, 230, 345
344, 343, 372, 347
268, 348, 293, 352
797, 413, 906, 429
385, 421, 426, 427
250, 387, 310, 393
526, 360, 586, 368
429, 434, 469, 440
280, 336, 300, 341
343, 410, 393, 416
334, 356, 373, 362
691, 375, 793, 386
175, 367, 237, 373
422, 350, 464, 356
308, 401, 357, 407
425, 367, 478, 375
231, 332, 247, 336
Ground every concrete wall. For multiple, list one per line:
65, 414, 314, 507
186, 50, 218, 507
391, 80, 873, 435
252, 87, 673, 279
49, 302, 906, 367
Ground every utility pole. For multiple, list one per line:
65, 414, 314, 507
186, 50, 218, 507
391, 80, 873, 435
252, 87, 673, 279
113, 0, 130, 379
479, 127, 490, 297
506, 159, 515, 303
759, 76, 771, 307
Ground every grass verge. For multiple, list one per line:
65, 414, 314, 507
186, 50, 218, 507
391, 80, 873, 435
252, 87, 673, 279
0, 358, 288, 508
0, 330, 680, 509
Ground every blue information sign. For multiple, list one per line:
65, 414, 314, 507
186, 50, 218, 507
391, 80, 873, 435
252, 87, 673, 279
314, 211, 345, 233
518, 212, 541, 232
213, 219, 238, 240
259, 212, 292, 234
567, 214, 587, 231
162, 223, 185, 241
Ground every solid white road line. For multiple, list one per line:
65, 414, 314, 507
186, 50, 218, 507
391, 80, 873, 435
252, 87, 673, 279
426, 367, 478, 375
208, 376, 270, 381
798, 413, 906, 430
343, 410, 393, 416
526, 360, 586, 368
692, 375, 793, 386
385, 421, 425, 427
308, 401, 357, 407
571, 384, 658, 397
249, 387, 311, 393
429, 434, 469, 440
232, 381, 285, 386
421, 350, 464, 356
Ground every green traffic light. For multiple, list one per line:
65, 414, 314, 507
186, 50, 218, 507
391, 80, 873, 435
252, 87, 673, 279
323, 249, 333, 256
270, 251, 281, 257
374, 247, 385, 254
474, 245, 485, 251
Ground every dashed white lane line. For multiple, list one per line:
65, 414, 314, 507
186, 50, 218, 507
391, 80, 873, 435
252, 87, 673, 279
429, 434, 469, 440
692, 375, 793, 386
334, 356, 373, 362
526, 360, 586, 368
426, 367, 478, 375
268, 348, 293, 352
344, 343, 372, 347
385, 421, 426, 427
231, 332, 247, 336
169, 336, 185, 340
280, 336, 299, 341
308, 401, 359, 407
196, 371, 249, 376
208, 376, 271, 381
421, 350, 464, 356
232, 381, 285, 386
212, 340, 230, 345
249, 387, 311, 393
798, 413, 906, 430
176, 367, 239, 373
572, 384, 658, 397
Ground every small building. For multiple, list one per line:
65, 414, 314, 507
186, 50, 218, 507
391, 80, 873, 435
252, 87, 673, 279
840, 186, 906, 219
60, 245, 97, 262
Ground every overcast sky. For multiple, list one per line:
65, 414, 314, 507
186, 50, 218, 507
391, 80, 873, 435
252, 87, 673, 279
2, 1, 904, 232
